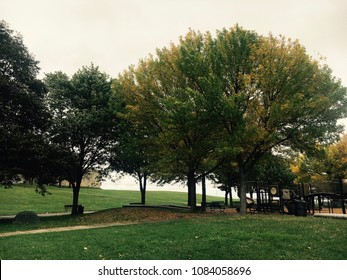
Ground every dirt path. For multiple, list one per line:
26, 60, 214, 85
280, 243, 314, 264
0, 207, 209, 238
0, 222, 138, 238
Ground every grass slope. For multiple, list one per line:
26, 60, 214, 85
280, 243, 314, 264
0, 184, 224, 215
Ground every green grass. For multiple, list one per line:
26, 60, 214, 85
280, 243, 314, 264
1, 214, 346, 260
1, 184, 346, 260
0, 184, 222, 215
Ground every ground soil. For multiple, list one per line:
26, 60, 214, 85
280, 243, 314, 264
76, 206, 214, 224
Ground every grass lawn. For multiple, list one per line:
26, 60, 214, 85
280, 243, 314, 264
1, 184, 346, 260
0, 212, 346, 260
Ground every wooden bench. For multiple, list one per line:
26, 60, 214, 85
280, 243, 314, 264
205, 201, 226, 213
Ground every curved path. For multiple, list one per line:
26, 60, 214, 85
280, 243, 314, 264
0, 222, 137, 238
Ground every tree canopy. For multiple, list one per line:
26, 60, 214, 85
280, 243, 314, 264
292, 134, 347, 183
109, 107, 152, 204
113, 25, 347, 213
44, 65, 118, 214
0, 20, 49, 186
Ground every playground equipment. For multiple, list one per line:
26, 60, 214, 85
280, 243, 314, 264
242, 180, 347, 215
303, 181, 347, 214
243, 181, 299, 214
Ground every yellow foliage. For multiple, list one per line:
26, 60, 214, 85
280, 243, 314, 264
290, 163, 300, 175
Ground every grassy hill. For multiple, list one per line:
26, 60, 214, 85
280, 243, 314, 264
0, 184, 225, 215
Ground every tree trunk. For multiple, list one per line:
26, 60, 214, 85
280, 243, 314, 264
187, 180, 192, 206
239, 166, 247, 215
227, 173, 234, 207
201, 175, 206, 211
71, 177, 81, 215
187, 170, 197, 211
340, 178, 346, 214
136, 171, 148, 205
229, 186, 233, 207
140, 173, 147, 205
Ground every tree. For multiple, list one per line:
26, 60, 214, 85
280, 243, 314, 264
44, 65, 118, 215
291, 152, 326, 183
0, 20, 49, 186
292, 134, 347, 182
325, 134, 347, 180
249, 153, 296, 187
109, 115, 152, 204
208, 28, 347, 213
113, 33, 224, 210
210, 161, 239, 207
212, 152, 296, 206
113, 25, 347, 214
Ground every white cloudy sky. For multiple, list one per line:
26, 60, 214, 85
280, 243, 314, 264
1, 0, 346, 193
1, 0, 347, 83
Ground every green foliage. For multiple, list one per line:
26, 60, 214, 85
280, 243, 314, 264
0, 20, 50, 185
250, 153, 296, 186
293, 134, 347, 182
44, 64, 119, 214
325, 134, 347, 179
108, 88, 153, 203
45, 65, 115, 178
113, 25, 347, 213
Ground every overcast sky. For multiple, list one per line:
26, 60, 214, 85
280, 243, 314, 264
1, 0, 347, 85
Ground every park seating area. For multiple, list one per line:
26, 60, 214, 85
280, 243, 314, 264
205, 201, 226, 213
235, 181, 347, 216
64, 204, 84, 214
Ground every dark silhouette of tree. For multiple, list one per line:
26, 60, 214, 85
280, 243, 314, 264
44, 65, 118, 215
0, 20, 49, 186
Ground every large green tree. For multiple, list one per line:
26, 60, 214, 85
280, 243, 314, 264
44, 65, 118, 215
187, 26, 346, 213
114, 25, 347, 213
0, 20, 49, 186
113, 34, 224, 210
222, 31, 347, 214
